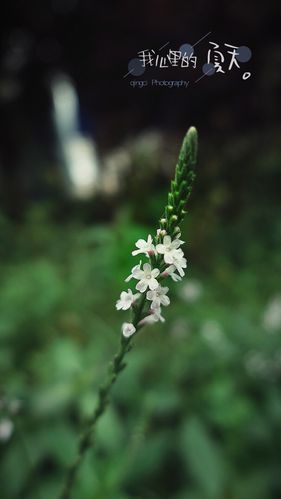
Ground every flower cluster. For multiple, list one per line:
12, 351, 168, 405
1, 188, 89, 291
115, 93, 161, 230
116, 229, 187, 337
116, 125, 198, 339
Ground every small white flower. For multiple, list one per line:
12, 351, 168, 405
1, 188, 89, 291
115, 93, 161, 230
162, 264, 182, 282
154, 307, 165, 322
139, 307, 165, 325
132, 235, 155, 257
149, 307, 165, 323
116, 289, 139, 310
122, 322, 136, 338
147, 285, 170, 309
156, 235, 184, 264
170, 249, 187, 277
130, 262, 160, 293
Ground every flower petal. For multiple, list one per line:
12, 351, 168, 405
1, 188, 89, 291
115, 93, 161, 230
136, 280, 147, 293
143, 262, 151, 273
149, 278, 159, 290
136, 239, 146, 248
156, 244, 165, 253
133, 269, 144, 279
151, 298, 161, 309
163, 235, 171, 246
161, 295, 170, 306
171, 273, 182, 282
151, 268, 160, 278
164, 253, 174, 264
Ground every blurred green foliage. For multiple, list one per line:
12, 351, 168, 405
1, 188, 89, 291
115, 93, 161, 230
0, 132, 281, 499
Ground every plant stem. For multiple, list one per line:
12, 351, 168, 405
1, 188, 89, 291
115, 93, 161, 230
59, 295, 148, 499
133, 292, 147, 327
59, 335, 132, 499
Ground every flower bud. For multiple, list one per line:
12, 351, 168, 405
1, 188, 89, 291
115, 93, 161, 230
122, 322, 136, 338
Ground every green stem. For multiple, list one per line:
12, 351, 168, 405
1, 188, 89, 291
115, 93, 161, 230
59, 335, 132, 499
133, 292, 147, 327
59, 295, 148, 499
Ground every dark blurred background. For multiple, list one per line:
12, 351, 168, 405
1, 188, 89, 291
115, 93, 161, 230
0, 1, 281, 498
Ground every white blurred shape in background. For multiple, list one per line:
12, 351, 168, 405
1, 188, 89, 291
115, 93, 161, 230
263, 294, 281, 333
0, 419, 14, 442
50, 73, 99, 199
179, 279, 203, 303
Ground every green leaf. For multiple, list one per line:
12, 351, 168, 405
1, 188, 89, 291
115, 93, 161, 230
180, 417, 227, 498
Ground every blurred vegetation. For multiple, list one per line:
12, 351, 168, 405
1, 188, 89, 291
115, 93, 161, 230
0, 129, 281, 499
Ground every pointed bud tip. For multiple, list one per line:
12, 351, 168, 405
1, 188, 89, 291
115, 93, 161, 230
186, 126, 198, 146
180, 126, 198, 149
184, 126, 198, 168
187, 126, 197, 135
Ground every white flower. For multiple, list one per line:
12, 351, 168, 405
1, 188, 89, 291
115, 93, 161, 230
116, 289, 139, 310
147, 285, 170, 309
132, 235, 155, 257
170, 249, 187, 277
149, 307, 165, 323
122, 322, 136, 338
125, 261, 142, 282
129, 262, 160, 293
139, 307, 165, 325
162, 264, 182, 282
156, 235, 184, 264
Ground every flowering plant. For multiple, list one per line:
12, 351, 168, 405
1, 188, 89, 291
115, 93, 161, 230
117, 126, 197, 337
60, 126, 198, 499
